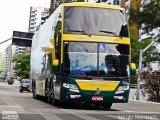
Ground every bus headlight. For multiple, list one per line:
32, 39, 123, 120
115, 86, 125, 94
63, 83, 79, 93
115, 82, 129, 94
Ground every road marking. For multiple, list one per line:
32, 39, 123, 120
105, 114, 119, 119
113, 107, 160, 114
2, 111, 20, 120
0, 105, 22, 107
60, 109, 99, 120
40, 113, 63, 120
129, 99, 160, 105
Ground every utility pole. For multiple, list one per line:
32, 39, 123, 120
136, 35, 160, 100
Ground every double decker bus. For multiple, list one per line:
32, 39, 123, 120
30, 2, 136, 109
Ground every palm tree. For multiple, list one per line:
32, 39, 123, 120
129, 0, 141, 38
120, 0, 126, 9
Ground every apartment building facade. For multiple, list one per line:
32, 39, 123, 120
0, 52, 5, 77
4, 45, 12, 77
87, 0, 121, 5
28, 7, 49, 33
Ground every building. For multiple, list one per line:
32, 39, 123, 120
0, 52, 5, 77
15, 46, 28, 54
13, 7, 50, 55
87, 0, 121, 5
28, 7, 49, 33
4, 45, 12, 77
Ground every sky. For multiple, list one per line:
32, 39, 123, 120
0, 0, 50, 52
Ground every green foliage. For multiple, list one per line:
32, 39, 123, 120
129, 7, 141, 26
130, 27, 158, 66
0, 70, 3, 74
130, 75, 138, 84
129, 0, 160, 32
7, 77, 14, 85
129, 0, 160, 65
130, 28, 140, 66
144, 72, 160, 102
141, 39, 157, 62
129, 0, 160, 102
140, 0, 160, 32
12, 53, 30, 79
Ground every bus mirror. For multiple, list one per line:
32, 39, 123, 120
131, 63, 136, 76
53, 59, 59, 72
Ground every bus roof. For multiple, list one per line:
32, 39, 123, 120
62, 2, 125, 11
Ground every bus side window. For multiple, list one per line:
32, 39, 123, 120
46, 53, 53, 73
119, 24, 129, 37
54, 21, 62, 60
64, 42, 70, 74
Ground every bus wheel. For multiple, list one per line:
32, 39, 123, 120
32, 82, 38, 99
33, 88, 37, 99
47, 92, 51, 104
103, 103, 112, 110
51, 93, 58, 106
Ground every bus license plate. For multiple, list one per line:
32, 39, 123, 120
92, 96, 103, 101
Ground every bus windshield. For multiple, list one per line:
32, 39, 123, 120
64, 6, 128, 37
63, 42, 130, 77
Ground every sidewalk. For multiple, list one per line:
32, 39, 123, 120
129, 88, 160, 104
129, 88, 148, 101
0, 80, 20, 87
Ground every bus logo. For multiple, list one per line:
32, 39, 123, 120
95, 88, 101, 95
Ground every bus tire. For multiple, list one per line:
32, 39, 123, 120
103, 103, 112, 110
32, 80, 38, 99
51, 88, 58, 106
19, 89, 23, 92
51, 93, 58, 106
46, 79, 52, 103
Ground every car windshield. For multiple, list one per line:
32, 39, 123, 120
22, 79, 30, 83
63, 42, 130, 77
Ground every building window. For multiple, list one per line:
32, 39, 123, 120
113, 0, 120, 5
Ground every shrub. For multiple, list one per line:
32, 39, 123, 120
130, 75, 138, 84
145, 72, 160, 102
7, 77, 14, 85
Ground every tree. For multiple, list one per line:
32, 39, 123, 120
129, 0, 160, 65
12, 53, 30, 79
0, 70, 3, 75
140, 0, 160, 32
129, 0, 141, 38
129, 0, 142, 66
142, 70, 160, 102
130, 28, 157, 66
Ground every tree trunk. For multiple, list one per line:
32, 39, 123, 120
120, 0, 126, 9
129, 0, 141, 38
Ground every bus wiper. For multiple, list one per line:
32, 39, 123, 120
115, 76, 130, 80
67, 30, 91, 37
99, 30, 122, 39
102, 76, 130, 80
70, 74, 92, 80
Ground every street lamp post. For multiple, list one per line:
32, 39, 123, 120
0, 38, 12, 44
136, 49, 143, 100
136, 35, 160, 100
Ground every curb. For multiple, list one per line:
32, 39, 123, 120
129, 99, 160, 105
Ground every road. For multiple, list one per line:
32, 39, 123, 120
0, 81, 160, 120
